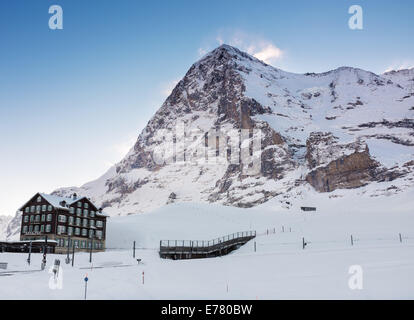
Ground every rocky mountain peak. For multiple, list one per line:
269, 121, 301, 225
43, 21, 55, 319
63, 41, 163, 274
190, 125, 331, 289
48, 45, 414, 215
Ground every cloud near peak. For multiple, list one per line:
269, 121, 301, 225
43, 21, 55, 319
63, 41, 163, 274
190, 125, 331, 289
200, 31, 284, 65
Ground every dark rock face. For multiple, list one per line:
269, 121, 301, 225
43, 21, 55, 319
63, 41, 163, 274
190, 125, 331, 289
113, 45, 296, 205
44, 45, 414, 216
306, 150, 379, 192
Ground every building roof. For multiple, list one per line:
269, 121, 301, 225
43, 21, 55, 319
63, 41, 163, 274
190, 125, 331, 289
19, 193, 108, 217
39, 193, 80, 210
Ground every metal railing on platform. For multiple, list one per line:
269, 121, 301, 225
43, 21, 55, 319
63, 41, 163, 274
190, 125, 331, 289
159, 231, 256, 258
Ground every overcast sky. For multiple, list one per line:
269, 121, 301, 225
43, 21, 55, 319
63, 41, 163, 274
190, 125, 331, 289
0, 0, 413, 215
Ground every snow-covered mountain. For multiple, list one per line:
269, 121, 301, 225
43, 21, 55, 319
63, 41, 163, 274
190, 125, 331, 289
0, 215, 13, 240
51, 45, 414, 216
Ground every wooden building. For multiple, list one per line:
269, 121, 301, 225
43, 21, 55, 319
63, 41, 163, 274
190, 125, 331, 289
19, 193, 108, 254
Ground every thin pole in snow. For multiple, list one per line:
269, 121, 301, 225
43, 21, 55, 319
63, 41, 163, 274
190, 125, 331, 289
27, 241, 32, 265
89, 240, 93, 263
84, 274, 88, 300
66, 237, 71, 264
254, 241, 256, 252
399, 233, 402, 243
351, 235, 354, 246
72, 243, 75, 267
133, 241, 136, 258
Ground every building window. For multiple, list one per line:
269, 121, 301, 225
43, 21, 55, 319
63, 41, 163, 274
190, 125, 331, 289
82, 229, 87, 236
83, 209, 88, 218
58, 215, 67, 223
68, 216, 74, 225
68, 227, 73, 236
90, 211, 95, 217
82, 219, 88, 227
40, 225, 44, 233
75, 228, 80, 236
35, 215, 40, 223
77, 202, 82, 208
96, 230, 102, 239
36, 205, 41, 213
30, 215, 34, 223
57, 225, 66, 234
46, 224, 51, 232
47, 214, 52, 222
37, 196, 41, 202
84, 203, 88, 209
24, 216, 29, 223
29, 225, 33, 232
23, 226, 28, 233
89, 230, 94, 238
96, 220, 103, 228
30, 206, 35, 213
70, 207, 75, 214
42, 205, 46, 212
48, 205, 52, 212
34, 225, 39, 232
76, 218, 81, 226
76, 208, 82, 216
25, 207, 29, 213
89, 220, 95, 227
74, 240, 79, 248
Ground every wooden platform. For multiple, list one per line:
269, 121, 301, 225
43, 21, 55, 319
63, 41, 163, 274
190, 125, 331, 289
159, 231, 256, 260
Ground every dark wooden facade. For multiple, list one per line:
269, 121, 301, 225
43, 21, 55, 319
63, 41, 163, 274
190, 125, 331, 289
19, 193, 107, 253
0, 240, 56, 253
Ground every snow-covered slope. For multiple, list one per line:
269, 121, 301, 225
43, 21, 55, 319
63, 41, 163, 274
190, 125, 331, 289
1, 191, 414, 299
51, 45, 414, 216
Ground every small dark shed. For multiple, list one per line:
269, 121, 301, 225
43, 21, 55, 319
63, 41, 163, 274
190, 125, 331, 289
301, 207, 316, 212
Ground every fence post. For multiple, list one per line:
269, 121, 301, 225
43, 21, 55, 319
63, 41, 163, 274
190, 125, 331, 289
399, 233, 402, 243
282, 226, 284, 233
133, 241, 136, 258
351, 235, 354, 246
302, 237, 306, 249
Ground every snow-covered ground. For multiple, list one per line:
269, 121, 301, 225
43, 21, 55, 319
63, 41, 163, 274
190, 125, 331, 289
1, 187, 413, 299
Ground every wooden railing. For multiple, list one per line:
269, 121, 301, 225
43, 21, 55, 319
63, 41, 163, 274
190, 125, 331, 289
159, 231, 256, 259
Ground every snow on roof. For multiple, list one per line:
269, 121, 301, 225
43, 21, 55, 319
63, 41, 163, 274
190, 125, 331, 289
19, 193, 107, 217
39, 193, 80, 210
